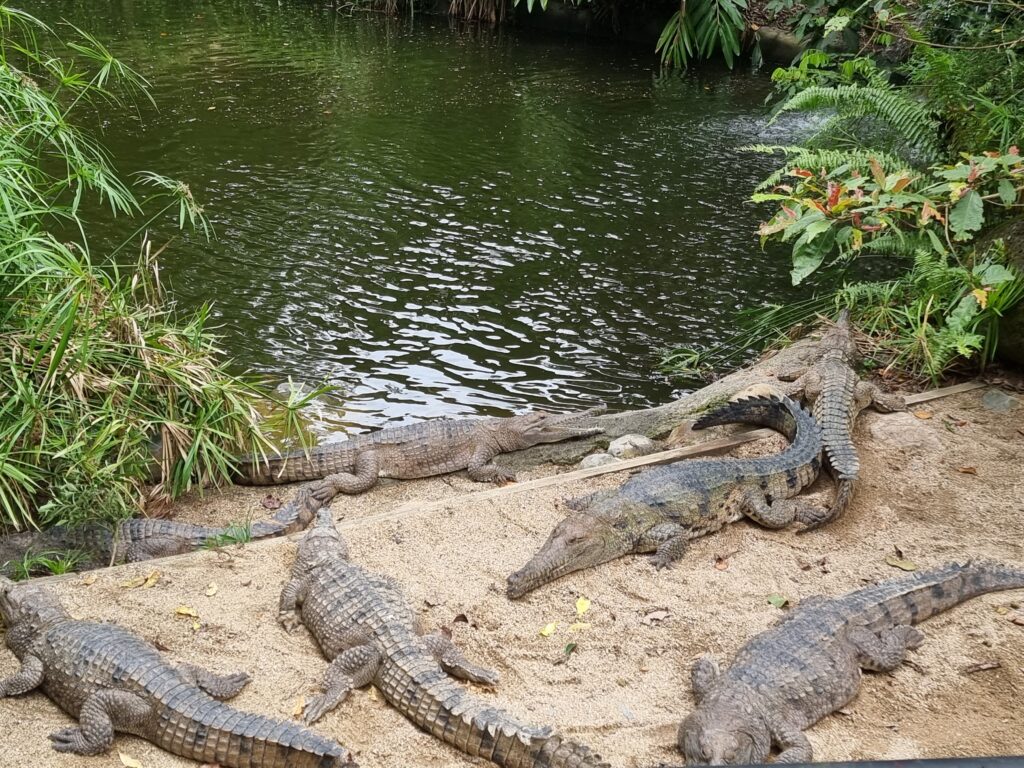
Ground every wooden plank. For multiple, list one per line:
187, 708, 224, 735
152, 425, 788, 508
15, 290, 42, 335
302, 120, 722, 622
350, 380, 987, 530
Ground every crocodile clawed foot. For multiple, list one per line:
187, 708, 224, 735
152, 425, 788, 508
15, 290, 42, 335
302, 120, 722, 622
278, 611, 302, 634
651, 555, 675, 571
302, 694, 333, 726
48, 728, 94, 755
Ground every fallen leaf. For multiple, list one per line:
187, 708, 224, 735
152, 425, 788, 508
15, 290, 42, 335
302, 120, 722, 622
641, 609, 670, 626
912, 410, 933, 419
961, 660, 1000, 674
885, 555, 917, 572
142, 570, 161, 588
453, 613, 468, 624
205, 583, 218, 597
261, 494, 281, 510
767, 593, 789, 609
575, 596, 591, 616
568, 622, 591, 632
120, 575, 147, 589
175, 605, 199, 618
191, 621, 201, 632
119, 752, 144, 768
539, 622, 558, 637
79, 573, 98, 586
957, 466, 977, 475
292, 696, 305, 718
554, 642, 578, 666
996, 606, 1010, 615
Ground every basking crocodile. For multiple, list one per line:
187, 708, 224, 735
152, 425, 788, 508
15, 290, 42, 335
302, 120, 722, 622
0, 576, 350, 767
279, 509, 609, 768
2, 476, 340, 571
506, 395, 822, 598
678, 560, 1024, 764
236, 406, 605, 488
779, 309, 904, 531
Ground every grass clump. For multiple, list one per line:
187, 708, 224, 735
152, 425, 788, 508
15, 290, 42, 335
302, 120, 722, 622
0, 8, 295, 533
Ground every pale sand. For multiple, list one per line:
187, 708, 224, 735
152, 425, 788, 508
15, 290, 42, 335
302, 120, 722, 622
2, 389, 1023, 767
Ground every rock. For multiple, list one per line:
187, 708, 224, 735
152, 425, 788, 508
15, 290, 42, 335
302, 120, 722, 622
982, 388, 1019, 413
578, 453, 618, 469
608, 434, 658, 459
867, 413, 942, 452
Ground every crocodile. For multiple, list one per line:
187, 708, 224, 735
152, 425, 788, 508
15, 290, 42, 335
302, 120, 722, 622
2, 475, 341, 572
778, 309, 904, 531
678, 560, 1024, 764
235, 406, 606, 488
279, 509, 609, 768
0, 576, 350, 767
506, 395, 822, 599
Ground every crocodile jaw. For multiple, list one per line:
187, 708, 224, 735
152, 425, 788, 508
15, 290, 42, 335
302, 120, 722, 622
506, 513, 631, 599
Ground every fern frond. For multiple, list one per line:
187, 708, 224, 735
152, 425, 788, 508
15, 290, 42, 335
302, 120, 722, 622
743, 145, 909, 190
771, 85, 944, 161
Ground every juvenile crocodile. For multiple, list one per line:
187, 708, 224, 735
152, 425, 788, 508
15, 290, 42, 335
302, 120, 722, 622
506, 395, 822, 598
678, 560, 1024, 764
279, 509, 609, 768
0, 576, 350, 767
236, 406, 605, 489
2, 476, 341, 571
779, 309, 904, 531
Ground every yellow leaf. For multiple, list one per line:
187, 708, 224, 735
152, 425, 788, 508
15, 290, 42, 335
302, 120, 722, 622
575, 597, 591, 616
292, 696, 305, 718
142, 571, 161, 588
885, 555, 917, 572
175, 605, 199, 618
205, 583, 218, 597
972, 288, 989, 309
120, 575, 147, 589
568, 622, 591, 632
79, 573, 97, 586
913, 410, 933, 420
119, 752, 144, 768
539, 622, 558, 637
192, 621, 201, 632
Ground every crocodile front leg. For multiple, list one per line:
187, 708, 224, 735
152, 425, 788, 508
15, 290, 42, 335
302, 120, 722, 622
422, 632, 499, 686
177, 664, 251, 700
48, 689, 150, 755
856, 380, 905, 413
638, 523, 688, 569
278, 577, 309, 633
0, 654, 44, 696
690, 656, 719, 703
304, 644, 381, 725
767, 716, 813, 764
467, 444, 515, 483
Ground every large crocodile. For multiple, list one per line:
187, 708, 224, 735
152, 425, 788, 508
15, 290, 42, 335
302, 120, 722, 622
506, 395, 822, 598
0, 576, 350, 767
236, 406, 605, 488
678, 560, 1024, 764
279, 509, 609, 768
779, 309, 904, 531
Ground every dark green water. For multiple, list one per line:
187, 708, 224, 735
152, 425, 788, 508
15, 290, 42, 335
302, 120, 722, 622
30, 0, 802, 431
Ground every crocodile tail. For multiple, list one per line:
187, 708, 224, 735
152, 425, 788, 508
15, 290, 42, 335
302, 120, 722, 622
798, 477, 855, 534
851, 561, 1024, 633
233, 446, 335, 486
157, 689, 350, 768
691, 395, 817, 445
386, 657, 608, 768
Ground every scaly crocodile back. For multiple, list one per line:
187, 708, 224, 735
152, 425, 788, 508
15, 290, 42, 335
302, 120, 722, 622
34, 619, 346, 767
692, 394, 812, 442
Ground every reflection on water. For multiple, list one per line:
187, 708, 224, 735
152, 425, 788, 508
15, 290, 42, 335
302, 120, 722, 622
30, 0, 804, 432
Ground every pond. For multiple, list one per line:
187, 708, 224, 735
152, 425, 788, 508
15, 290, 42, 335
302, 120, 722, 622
29, 0, 803, 432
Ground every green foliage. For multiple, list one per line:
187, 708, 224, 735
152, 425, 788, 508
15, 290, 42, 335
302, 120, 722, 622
753, 149, 1024, 285
0, 10, 323, 531
656, 0, 748, 69
772, 84, 944, 161
6, 549, 88, 581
